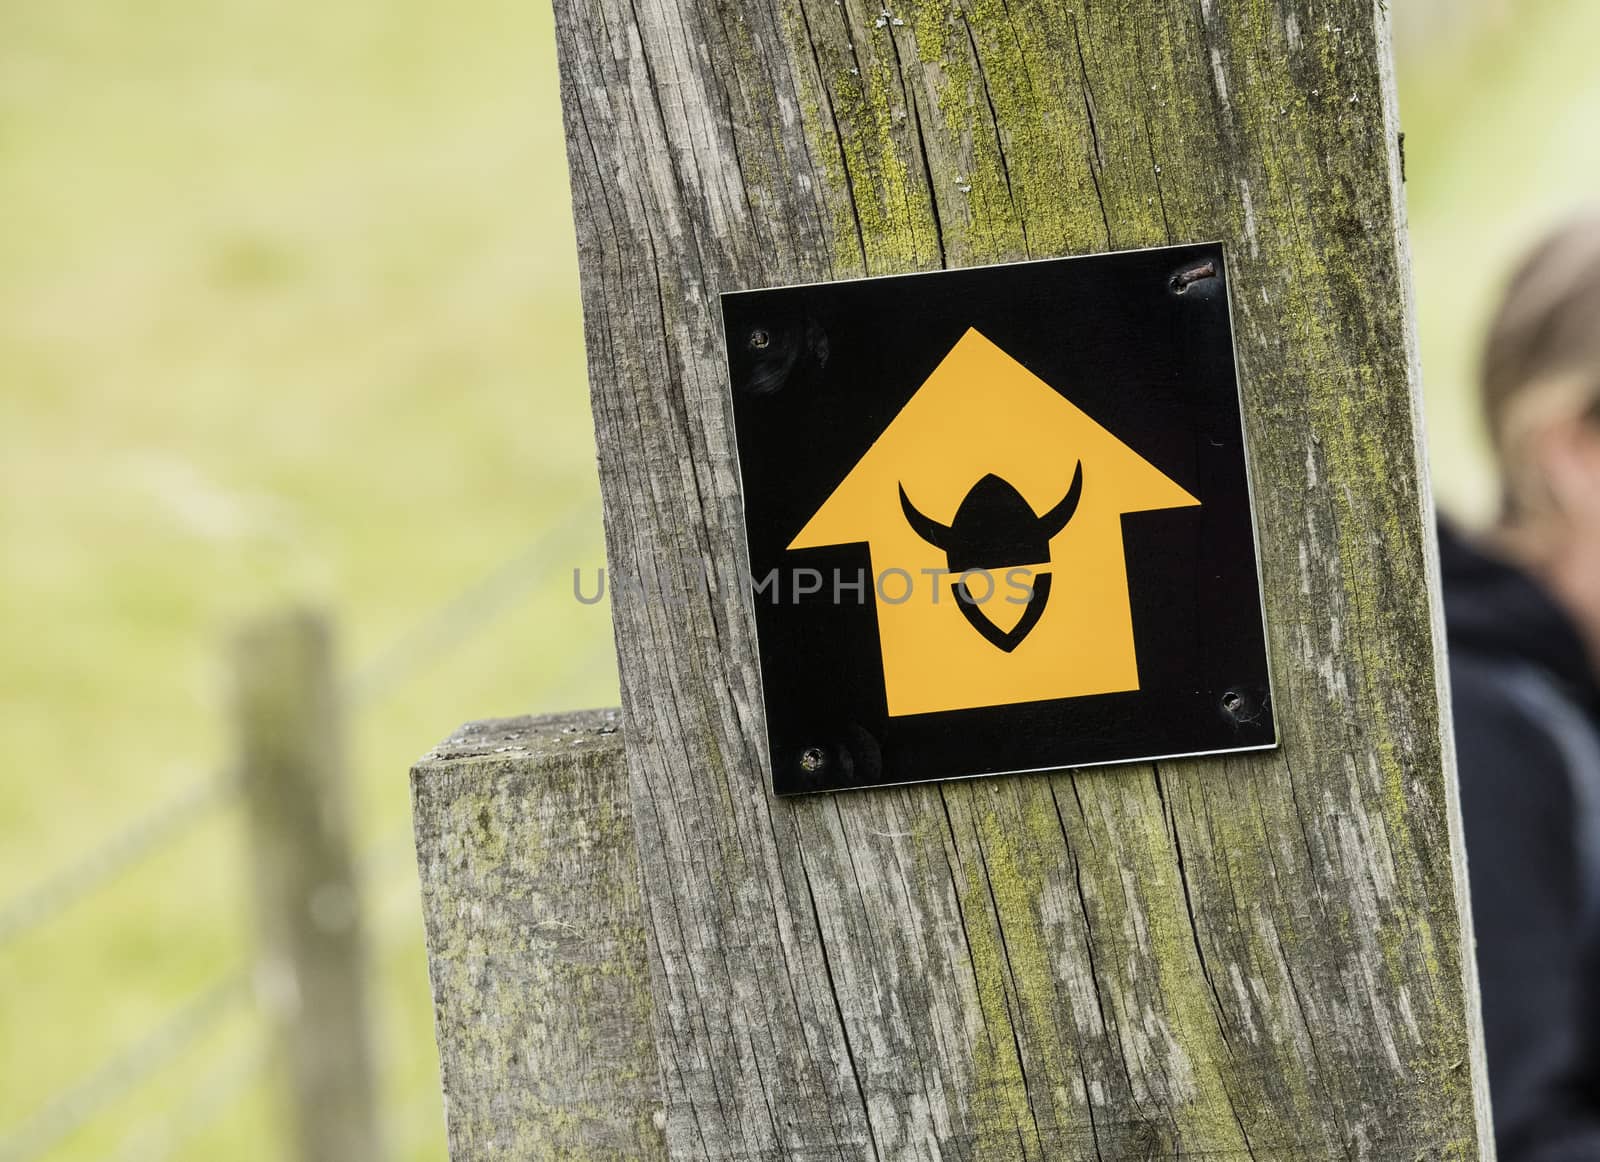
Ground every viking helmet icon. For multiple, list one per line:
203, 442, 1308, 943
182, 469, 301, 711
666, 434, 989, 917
898, 462, 1084, 651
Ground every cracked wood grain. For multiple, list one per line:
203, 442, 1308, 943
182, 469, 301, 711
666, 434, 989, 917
550, 0, 1494, 1156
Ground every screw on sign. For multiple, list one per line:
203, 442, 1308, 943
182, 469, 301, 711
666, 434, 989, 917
723, 243, 1275, 795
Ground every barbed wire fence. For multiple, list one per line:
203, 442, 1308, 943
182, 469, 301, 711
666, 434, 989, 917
0, 504, 610, 1162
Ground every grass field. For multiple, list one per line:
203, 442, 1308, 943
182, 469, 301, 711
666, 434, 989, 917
2, 1, 1598, 1158
0, 4, 611, 1159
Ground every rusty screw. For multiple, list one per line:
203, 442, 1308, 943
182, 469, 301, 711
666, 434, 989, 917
1171, 261, 1218, 294
799, 746, 827, 773
748, 328, 771, 351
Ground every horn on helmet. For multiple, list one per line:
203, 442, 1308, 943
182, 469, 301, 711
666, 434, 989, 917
1038, 461, 1084, 539
898, 483, 953, 551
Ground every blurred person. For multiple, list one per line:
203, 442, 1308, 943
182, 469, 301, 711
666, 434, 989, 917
1442, 215, 1600, 1159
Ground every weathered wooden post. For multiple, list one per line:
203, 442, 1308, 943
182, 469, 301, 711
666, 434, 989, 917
412, 711, 664, 1160
415, 0, 1496, 1156
233, 610, 383, 1162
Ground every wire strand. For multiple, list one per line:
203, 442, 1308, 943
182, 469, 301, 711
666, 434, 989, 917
0, 504, 603, 949
0, 973, 252, 1162
0, 775, 239, 948
342, 503, 601, 706
0, 509, 609, 1156
108, 1028, 270, 1162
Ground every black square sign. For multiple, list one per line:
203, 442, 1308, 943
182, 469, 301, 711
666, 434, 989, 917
721, 242, 1275, 796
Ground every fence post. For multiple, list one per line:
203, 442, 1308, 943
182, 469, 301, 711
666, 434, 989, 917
411, 710, 665, 1161
232, 609, 382, 1162
538, 0, 1494, 1157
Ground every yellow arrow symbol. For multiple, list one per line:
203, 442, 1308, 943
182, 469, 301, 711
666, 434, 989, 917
789, 327, 1199, 718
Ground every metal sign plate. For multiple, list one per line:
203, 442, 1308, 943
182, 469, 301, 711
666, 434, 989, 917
722, 242, 1276, 795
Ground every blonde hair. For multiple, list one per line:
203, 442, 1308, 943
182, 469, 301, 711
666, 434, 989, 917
1484, 215, 1600, 525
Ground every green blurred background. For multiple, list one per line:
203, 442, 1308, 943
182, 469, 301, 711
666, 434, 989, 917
0, 1, 1593, 1158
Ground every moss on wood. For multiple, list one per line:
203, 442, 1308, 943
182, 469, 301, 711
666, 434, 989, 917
536, 0, 1493, 1155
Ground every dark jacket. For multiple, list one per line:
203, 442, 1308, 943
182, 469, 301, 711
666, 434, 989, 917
1442, 523, 1600, 1160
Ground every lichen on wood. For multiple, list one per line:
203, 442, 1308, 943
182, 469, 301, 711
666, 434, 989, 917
537, 0, 1493, 1156
411, 710, 665, 1161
